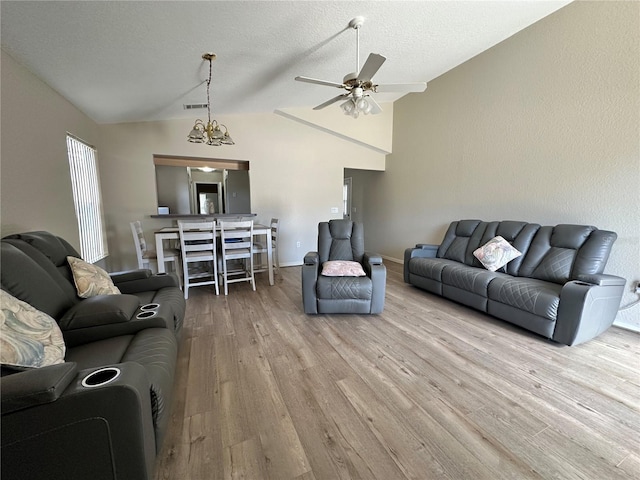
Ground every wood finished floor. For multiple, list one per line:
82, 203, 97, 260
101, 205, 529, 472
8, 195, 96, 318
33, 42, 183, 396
154, 262, 640, 480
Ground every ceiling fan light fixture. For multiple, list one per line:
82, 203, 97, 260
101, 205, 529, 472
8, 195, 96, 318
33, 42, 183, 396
187, 53, 234, 146
340, 99, 355, 115
341, 96, 374, 118
295, 16, 427, 116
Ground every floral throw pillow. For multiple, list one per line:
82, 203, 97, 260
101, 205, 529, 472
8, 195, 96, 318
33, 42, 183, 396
473, 236, 522, 272
67, 256, 121, 298
1, 290, 66, 368
321, 260, 367, 277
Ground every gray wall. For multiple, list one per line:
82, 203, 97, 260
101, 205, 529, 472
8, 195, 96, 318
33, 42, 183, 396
155, 165, 190, 214
362, 1, 640, 329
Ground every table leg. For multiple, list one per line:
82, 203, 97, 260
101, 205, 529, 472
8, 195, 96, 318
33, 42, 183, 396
266, 233, 274, 285
156, 235, 166, 274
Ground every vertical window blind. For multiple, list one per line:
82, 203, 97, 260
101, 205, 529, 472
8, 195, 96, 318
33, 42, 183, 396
66, 134, 108, 263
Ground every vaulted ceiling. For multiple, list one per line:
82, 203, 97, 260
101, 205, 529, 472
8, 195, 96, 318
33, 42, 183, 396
1, 1, 571, 124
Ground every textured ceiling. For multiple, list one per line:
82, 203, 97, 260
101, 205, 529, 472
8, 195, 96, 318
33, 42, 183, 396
1, 1, 571, 124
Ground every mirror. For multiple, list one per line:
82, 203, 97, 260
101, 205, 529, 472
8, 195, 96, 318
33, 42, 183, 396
154, 157, 251, 215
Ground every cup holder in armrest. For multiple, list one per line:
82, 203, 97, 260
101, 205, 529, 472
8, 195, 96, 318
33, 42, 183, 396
140, 303, 160, 311
81, 367, 121, 388
136, 310, 157, 319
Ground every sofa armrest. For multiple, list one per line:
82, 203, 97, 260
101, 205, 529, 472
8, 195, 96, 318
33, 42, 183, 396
59, 295, 169, 347
415, 244, 440, 252
1, 362, 78, 414
110, 269, 152, 284
302, 252, 319, 314
555, 278, 625, 346
1, 362, 157, 480
115, 272, 180, 294
575, 273, 627, 287
404, 244, 439, 283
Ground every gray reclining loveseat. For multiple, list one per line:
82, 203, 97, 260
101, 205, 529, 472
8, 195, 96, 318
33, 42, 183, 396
404, 220, 625, 345
1, 231, 186, 480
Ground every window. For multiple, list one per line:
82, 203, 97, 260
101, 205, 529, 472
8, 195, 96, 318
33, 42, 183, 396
66, 134, 108, 263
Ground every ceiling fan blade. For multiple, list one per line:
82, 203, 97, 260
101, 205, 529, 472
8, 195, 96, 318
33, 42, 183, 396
313, 94, 348, 110
356, 53, 386, 82
295, 76, 345, 89
375, 82, 427, 93
365, 95, 383, 115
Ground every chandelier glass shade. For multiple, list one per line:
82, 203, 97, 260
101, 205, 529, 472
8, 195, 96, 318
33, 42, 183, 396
187, 53, 234, 146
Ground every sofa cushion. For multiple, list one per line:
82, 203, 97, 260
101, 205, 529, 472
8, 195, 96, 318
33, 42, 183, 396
0, 290, 66, 368
67, 256, 121, 298
487, 276, 563, 321
441, 264, 502, 297
473, 236, 522, 272
408, 257, 459, 282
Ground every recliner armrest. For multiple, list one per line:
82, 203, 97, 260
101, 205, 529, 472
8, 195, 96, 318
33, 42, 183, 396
555, 278, 625, 345
110, 269, 152, 284
115, 272, 180, 294
575, 273, 626, 287
58, 295, 170, 347
302, 252, 320, 314
363, 255, 386, 314
304, 251, 319, 265
1, 361, 157, 480
1, 362, 78, 414
363, 252, 383, 265
415, 243, 440, 251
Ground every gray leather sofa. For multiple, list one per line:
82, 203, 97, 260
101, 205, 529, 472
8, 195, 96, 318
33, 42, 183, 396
404, 220, 625, 346
1, 231, 186, 480
303, 219, 386, 314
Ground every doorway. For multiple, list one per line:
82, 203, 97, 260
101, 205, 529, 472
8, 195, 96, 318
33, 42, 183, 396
195, 182, 223, 214
343, 177, 352, 220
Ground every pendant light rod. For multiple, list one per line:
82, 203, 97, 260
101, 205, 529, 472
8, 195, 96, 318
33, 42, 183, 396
186, 52, 234, 146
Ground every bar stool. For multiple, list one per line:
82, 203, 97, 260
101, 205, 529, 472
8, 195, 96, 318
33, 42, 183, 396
130, 220, 180, 277
254, 218, 279, 274
178, 220, 219, 299
219, 220, 256, 295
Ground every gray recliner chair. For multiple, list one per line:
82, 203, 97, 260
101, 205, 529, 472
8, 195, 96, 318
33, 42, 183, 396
302, 219, 386, 314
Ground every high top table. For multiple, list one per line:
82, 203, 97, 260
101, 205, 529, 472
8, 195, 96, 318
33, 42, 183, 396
154, 224, 274, 285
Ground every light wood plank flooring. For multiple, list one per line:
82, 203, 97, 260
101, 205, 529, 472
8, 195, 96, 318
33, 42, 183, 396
154, 262, 640, 480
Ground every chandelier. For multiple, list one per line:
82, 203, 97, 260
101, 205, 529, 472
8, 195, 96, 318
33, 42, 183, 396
187, 53, 234, 146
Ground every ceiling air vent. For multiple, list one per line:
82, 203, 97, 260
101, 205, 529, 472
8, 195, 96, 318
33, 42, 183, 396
183, 103, 208, 110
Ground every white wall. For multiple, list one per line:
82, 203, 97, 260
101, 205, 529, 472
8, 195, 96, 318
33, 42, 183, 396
362, 1, 640, 329
0, 49, 100, 249
97, 114, 386, 271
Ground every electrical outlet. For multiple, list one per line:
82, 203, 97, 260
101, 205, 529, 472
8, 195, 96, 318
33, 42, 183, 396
296, 241, 301, 248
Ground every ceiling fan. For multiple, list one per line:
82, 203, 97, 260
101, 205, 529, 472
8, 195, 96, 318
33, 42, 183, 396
295, 17, 427, 117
